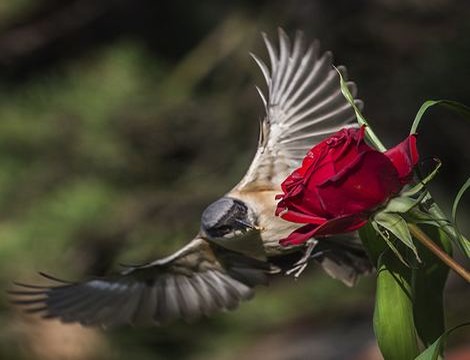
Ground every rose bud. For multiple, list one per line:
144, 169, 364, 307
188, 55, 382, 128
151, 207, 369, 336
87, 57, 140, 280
275, 126, 419, 246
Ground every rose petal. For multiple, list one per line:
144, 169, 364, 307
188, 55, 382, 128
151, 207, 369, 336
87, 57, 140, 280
330, 127, 371, 171
317, 150, 402, 216
312, 214, 368, 237
278, 128, 376, 220
279, 214, 367, 246
278, 184, 328, 220
280, 177, 304, 199
384, 135, 419, 183
279, 224, 319, 246
277, 206, 327, 224
304, 153, 336, 187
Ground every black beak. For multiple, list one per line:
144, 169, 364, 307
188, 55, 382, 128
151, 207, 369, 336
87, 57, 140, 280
235, 219, 257, 231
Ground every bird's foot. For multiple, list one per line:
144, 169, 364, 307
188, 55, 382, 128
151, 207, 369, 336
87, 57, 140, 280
285, 239, 318, 279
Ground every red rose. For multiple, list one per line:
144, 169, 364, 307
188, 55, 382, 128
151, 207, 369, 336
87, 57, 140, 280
276, 127, 419, 246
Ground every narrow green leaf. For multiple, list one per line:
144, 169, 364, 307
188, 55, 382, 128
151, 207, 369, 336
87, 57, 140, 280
407, 207, 452, 228
410, 218, 447, 229
410, 100, 440, 135
427, 199, 470, 258
412, 225, 452, 347
375, 251, 419, 360
335, 67, 386, 151
372, 221, 409, 266
415, 322, 470, 360
375, 212, 420, 261
402, 159, 442, 197
451, 177, 470, 222
451, 177, 470, 258
410, 99, 470, 134
383, 196, 419, 214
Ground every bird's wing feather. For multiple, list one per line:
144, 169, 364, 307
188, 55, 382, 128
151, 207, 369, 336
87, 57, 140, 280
235, 29, 362, 191
10, 238, 271, 327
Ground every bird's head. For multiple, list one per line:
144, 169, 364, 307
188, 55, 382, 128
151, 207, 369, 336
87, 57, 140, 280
200, 197, 266, 260
201, 197, 257, 241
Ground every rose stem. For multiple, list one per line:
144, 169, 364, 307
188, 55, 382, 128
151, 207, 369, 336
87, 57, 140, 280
408, 223, 470, 283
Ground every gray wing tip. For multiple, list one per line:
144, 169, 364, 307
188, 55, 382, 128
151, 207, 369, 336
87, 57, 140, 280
255, 85, 268, 109
277, 26, 287, 38
312, 38, 320, 48
9, 282, 58, 315
259, 29, 320, 58
253, 29, 364, 117
346, 81, 358, 97
354, 99, 364, 111
261, 31, 272, 49
294, 29, 304, 41
321, 50, 333, 65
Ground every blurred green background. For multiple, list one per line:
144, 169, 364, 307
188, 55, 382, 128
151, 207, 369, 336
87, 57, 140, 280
0, 0, 468, 359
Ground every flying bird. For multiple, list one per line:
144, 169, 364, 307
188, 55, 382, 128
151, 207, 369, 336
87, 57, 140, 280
11, 29, 372, 327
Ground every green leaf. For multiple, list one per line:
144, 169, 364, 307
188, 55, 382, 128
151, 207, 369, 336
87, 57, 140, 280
427, 199, 470, 258
407, 206, 452, 228
407, 216, 448, 229
375, 212, 420, 262
358, 221, 386, 266
451, 177, 470, 222
372, 221, 409, 265
402, 159, 442, 197
335, 67, 386, 151
410, 99, 470, 134
383, 196, 419, 214
375, 251, 420, 360
415, 322, 470, 360
412, 225, 452, 348
451, 177, 470, 258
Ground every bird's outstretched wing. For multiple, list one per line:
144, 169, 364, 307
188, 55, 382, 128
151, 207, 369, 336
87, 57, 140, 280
10, 238, 272, 327
235, 29, 362, 191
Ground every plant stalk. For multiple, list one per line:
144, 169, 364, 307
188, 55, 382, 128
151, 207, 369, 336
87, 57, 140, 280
408, 223, 470, 282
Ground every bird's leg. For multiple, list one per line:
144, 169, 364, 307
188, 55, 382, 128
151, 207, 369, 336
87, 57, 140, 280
285, 239, 318, 278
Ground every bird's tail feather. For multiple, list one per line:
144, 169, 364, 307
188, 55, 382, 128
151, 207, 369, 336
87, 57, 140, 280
313, 233, 373, 286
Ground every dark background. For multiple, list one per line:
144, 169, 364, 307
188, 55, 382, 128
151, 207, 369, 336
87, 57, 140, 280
0, 0, 469, 359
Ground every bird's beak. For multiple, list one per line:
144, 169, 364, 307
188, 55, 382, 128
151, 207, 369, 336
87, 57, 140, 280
235, 219, 262, 231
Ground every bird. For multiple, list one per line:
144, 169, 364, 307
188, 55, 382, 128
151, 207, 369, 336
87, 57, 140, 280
10, 29, 372, 327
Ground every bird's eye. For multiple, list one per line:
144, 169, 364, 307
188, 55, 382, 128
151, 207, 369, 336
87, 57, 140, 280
208, 225, 232, 238
216, 225, 231, 234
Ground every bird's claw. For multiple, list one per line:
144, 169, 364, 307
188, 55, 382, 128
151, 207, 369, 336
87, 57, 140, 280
285, 262, 309, 278
285, 239, 318, 279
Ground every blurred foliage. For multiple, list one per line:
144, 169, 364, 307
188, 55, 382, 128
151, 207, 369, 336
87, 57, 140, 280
0, 0, 468, 359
